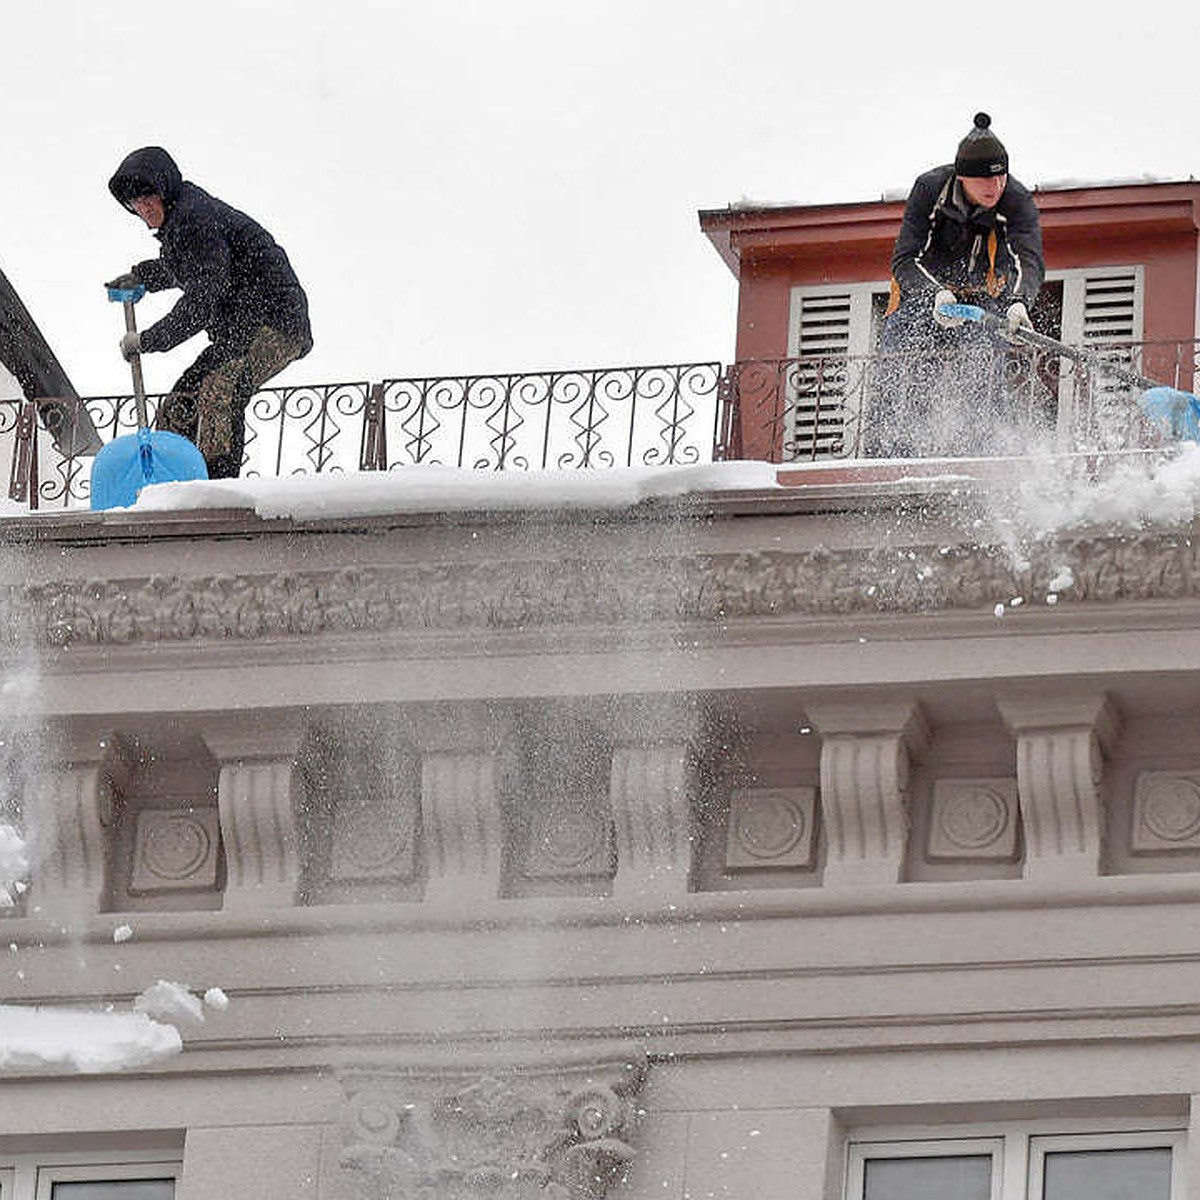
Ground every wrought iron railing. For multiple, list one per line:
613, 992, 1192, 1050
373, 362, 724, 471
5, 341, 1198, 509
9, 362, 724, 508
724, 338, 1200, 463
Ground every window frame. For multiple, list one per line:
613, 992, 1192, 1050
0, 1150, 180, 1200
846, 1118, 1185, 1200
846, 1135, 1004, 1200
1027, 1128, 1185, 1200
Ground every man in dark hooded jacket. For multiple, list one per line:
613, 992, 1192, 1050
106, 146, 312, 478
865, 112, 1045, 458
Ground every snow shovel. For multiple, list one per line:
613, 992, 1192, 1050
89, 285, 208, 510
938, 301, 1200, 442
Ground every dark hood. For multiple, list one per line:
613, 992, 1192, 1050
108, 146, 184, 211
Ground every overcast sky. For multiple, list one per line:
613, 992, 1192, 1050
3, 0, 1199, 399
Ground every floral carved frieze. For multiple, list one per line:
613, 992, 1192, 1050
339, 1057, 647, 1200
6, 528, 1196, 648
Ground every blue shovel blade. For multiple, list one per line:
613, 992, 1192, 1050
937, 302, 987, 322
106, 284, 146, 305
1139, 386, 1200, 442
90, 428, 208, 510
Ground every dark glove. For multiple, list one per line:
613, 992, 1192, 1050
120, 331, 142, 361
105, 271, 139, 290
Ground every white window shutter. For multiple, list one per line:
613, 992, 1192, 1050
1049, 266, 1145, 445
786, 285, 880, 459
1057, 267, 1144, 346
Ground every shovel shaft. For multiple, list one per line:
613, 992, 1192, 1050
122, 298, 150, 429
939, 302, 1162, 391
1011, 324, 1161, 392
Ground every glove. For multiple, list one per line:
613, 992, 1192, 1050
105, 272, 139, 290
120, 331, 142, 361
1005, 301, 1032, 342
932, 288, 963, 329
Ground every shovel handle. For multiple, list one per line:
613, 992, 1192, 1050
120, 296, 150, 430
937, 302, 1164, 392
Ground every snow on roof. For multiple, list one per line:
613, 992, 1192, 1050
122, 461, 782, 521
725, 175, 1191, 209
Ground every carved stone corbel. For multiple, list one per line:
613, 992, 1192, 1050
807, 697, 931, 887
422, 750, 502, 904
338, 1056, 647, 1200
402, 704, 503, 905
610, 743, 693, 903
202, 711, 307, 910
28, 721, 133, 919
997, 689, 1121, 880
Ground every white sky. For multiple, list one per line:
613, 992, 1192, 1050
2, 0, 1199, 401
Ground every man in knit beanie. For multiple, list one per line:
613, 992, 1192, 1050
865, 112, 1045, 458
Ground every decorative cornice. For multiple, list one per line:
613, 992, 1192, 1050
7, 529, 1198, 648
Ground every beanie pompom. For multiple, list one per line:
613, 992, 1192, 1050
955, 112, 1008, 178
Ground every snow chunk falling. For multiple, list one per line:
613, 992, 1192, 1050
1002, 444, 1200, 536
133, 980, 205, 1026
203, 987, 229, 1011
0, 824, 29, 907
1048, 566, 1075, 593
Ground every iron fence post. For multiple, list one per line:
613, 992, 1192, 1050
8, 400, 39, 509
359, 382, 388, 471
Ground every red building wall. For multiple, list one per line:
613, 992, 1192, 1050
702, 183, 1200, 362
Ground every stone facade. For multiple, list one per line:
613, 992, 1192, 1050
2, 466, 1200, 1199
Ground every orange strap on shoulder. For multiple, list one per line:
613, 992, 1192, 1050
885, 276, 902, 316
985, 231, 1007, 298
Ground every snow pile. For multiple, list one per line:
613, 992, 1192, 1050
128, 461, 780, 520
0, 973, 224, 1074
0, 1004, 181, 1073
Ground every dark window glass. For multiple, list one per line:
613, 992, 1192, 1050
51, 1182, 174, 1200
863, 1154, 992, 1200
1042, 1147, 1171, 1200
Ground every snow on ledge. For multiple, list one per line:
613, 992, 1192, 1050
0, 1004, 181, 1073
126, 462, 781, 521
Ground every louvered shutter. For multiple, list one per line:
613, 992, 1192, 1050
786, 286, 878, 459
1050, 267, 1144, 445
1079, 271, 1139, 347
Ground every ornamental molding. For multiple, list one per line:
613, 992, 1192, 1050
338, 1056, 647, 1200
6, 529, 1198, 648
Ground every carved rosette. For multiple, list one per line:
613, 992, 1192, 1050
525, 803, 612, 879
725, 787, 817, 870
130, 807, 221, 893
1133, 771, 1200, 851
339, 1059, 646, 1200
927, 779, 1020, 862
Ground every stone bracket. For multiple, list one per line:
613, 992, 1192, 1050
997, 690, 1121, 880
808, 698, 931, 887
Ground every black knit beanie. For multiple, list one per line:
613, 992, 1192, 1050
955, 112, 1008, 178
